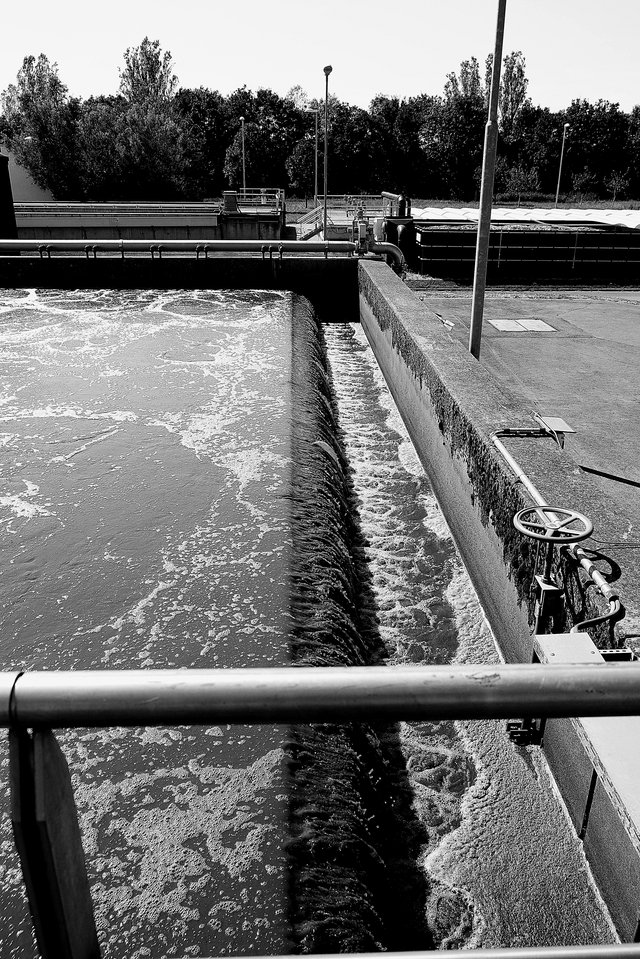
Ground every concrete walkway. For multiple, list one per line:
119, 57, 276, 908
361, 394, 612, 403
408, 283, 640, 646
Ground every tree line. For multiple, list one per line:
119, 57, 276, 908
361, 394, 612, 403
1, 39, 639, 203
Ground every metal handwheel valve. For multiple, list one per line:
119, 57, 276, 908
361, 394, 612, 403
513, 505, 593, 544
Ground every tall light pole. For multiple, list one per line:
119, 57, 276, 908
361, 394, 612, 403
323, 65, 332, 238
555, 123, 570, 208
304, 108, 320, 206
239, 116, 246, 193
468, 0, 507, 361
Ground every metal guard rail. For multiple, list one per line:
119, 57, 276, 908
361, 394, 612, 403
0, 238, 406, 271
5, 664, 640, 958
2, 663, 640, 728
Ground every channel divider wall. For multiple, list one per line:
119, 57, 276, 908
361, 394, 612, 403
356, 258, 640, 941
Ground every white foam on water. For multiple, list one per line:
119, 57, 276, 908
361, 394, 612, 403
325, 321, 617, 949
0, 479, 53, 523
0, 289, 293, 959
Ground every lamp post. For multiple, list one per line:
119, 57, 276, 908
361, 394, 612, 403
304, 108, 320, 206
555, 123, 570, 208
323, 65, 332, 238
239, 116, 246, 194
468, 0, 507, 361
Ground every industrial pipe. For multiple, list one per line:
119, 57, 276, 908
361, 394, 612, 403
4, 664, 640, 728
368, 241, 406, 272
145, 948, 640, 959
0, 239, 358, 255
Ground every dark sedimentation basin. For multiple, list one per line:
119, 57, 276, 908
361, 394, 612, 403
0, 288, 618, 958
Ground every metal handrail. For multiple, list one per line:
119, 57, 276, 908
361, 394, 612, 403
172, 949, 640, 959
3, 663, 640, 728
0, 239, 357, 255
296, 204, 324, 225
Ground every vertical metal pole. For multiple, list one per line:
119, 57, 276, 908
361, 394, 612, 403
469, 0, 507, 360
323, 65, 332, 238
241, 117, 246, 193
314, 110, 319, 207
555, 123, 569, 207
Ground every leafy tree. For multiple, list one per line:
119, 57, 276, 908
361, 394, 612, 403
0, 54, 81, 197
628, 107, 640, 198
418, 64, 486, 199
76, 95, 127, 198
606, 171, 629, 202
499, 51, 530, 139
223, 88, 303, 189
563, 99, 629, 197
174, 87, 227, 197
503, 164, 541, 204
111, 39, 184, 199
444, 57, 484, 103
118, 37, 177, 104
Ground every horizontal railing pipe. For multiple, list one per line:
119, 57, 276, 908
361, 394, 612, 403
182, 948, 640, 959
5, 664, 640, 729
0, 239, 358, 255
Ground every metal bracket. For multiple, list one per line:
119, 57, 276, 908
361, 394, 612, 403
10, 728, 100, 959
533, 412, 575, 450
507, 717, 544, 746
534, 574, 565, 631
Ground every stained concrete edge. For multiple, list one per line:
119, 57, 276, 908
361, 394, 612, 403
357, 258, 640, 940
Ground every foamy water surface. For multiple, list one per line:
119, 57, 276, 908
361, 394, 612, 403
0, 289, 293, 959
324, 322, 617, 948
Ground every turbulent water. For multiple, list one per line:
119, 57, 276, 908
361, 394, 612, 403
0, 289, 617, 957
0, 289, 294, 958
323, 322, 617, 948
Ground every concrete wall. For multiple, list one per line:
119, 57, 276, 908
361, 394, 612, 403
0, 255, 359, 325
356, 258, 640, 941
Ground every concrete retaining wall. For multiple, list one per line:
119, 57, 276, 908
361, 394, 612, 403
0, 255, 359, 324
357, 258, 640, 941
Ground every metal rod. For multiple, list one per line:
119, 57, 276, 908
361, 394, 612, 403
469, 0, 508, 360
164, 949, 640, 959
240, 116, 246, 192
323, 65, 332, 238
555, 123, 570, 207
5, 664, 640, 728
0, 239, 358, 254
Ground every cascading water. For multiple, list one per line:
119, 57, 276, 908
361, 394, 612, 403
286, 298, 431, 953
323, 320, 617, 949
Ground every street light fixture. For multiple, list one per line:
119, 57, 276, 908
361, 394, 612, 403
239, 116, 246, 194
304, 108, 320, 206
555, 122, 570, 208
323, 65, 332, 239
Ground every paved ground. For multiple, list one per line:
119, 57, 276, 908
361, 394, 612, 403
407, 283, 640, 645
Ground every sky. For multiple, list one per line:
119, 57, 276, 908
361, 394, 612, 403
1, 0, 639, 113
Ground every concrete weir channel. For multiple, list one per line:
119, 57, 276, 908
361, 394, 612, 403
0, 249, 639, 954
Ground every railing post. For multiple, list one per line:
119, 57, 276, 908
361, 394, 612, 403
10, 728, 101, 959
